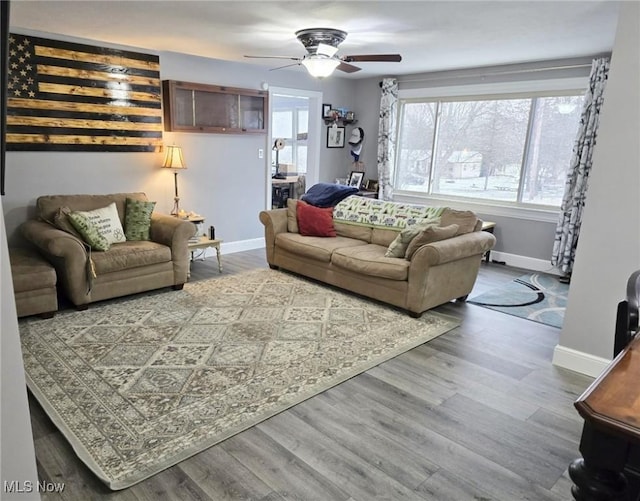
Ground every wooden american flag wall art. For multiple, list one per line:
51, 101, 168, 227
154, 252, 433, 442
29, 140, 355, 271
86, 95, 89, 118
6, 33, 162, 152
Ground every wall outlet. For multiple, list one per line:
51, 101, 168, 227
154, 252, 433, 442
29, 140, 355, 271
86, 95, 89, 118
258, 149, 264, 159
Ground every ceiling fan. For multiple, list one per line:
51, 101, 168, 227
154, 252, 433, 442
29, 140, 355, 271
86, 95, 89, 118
244, 28, 402, 78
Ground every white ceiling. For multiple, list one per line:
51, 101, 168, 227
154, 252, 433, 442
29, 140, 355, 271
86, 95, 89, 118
9, 1, 621, 79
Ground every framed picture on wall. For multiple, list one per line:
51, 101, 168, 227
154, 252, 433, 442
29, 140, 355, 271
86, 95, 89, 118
348, 171, 365, 189
327, 126, 345, 148
323, 103, 332, 117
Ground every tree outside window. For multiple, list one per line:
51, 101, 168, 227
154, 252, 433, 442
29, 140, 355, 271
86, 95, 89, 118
394, 93, 584, 207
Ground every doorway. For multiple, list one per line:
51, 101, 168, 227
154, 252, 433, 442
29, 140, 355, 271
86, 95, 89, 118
268, 87, 322, 209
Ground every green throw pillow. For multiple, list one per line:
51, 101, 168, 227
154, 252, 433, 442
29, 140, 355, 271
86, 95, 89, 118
125, 198, 156, 241
67, 211, 111, 251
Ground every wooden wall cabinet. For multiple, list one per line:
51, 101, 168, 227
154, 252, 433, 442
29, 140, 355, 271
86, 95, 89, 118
162, 80, 268, 134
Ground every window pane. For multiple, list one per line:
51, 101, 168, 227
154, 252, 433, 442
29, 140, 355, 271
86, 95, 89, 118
396, 102, 436, 192
432, 99, 531, 202
297, 145, 307, 174
297, 109, 308, 135
272, 111, 293, 139
522, 96, 583, 206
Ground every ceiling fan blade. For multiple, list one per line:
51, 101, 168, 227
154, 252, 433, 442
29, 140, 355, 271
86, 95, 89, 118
336, 62, 361, 73
244, 55, 300, 61
342, 54, 402, 63
269, 62, 301, 71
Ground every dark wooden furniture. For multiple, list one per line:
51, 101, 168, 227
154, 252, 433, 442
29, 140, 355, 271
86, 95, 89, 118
356, 190, 377, 199
162, 80, 268, 134
481, 221, 496, 263
271, 176, 300, 209
569, 270, 640, 500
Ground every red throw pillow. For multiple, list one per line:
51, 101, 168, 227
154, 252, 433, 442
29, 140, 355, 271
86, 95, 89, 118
296, 200, 336, 237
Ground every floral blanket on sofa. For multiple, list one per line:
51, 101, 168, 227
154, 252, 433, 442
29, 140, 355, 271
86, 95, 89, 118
333, 196, 445, 230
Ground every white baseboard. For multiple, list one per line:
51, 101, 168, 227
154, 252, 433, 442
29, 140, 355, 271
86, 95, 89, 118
199, 237, 265, 259
552, 345, 610, 378
222, 238, 265, 255
488, 251, 561, 276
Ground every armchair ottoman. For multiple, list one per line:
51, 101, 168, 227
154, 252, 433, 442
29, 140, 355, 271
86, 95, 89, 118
10, 247, 57, 318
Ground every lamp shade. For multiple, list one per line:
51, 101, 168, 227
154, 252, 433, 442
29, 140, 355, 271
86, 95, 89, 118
301, 55, 340, 78
162, 145, 186, 169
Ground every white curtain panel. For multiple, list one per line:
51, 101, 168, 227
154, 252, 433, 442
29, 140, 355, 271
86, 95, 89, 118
377, 78, 398, 200
551, 57, 610, 275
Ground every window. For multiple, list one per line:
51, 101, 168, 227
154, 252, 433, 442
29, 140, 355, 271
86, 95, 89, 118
395, 93, 584, 207
272, 101, 309, 175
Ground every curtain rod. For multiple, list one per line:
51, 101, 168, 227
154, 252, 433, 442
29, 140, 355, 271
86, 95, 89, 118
398, 63, 592, 83
378, 55, 610, 86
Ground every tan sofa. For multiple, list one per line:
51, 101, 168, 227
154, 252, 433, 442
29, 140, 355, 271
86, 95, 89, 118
20, 192, 196, 308
259, 196, 496, 317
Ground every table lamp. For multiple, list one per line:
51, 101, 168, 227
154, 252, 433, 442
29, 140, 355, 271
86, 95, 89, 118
162, 145, 186, 216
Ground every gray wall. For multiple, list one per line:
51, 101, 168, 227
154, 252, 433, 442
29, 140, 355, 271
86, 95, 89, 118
1, 200, 40, 500
2, 31, 355, 245
352, 78, 386, 181
472, 213, 556, 262
559, 1, 640, 361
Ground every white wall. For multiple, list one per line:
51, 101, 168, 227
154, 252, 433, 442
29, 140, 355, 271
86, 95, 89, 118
553, 1, 640, 376
1, 199, 40, 500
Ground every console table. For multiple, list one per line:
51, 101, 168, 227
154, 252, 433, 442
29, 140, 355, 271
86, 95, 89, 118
569, 335, 640, 500
272, 175, 299, 208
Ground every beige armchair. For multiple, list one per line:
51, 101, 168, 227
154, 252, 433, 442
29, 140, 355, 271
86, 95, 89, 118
20, 192, 196, 308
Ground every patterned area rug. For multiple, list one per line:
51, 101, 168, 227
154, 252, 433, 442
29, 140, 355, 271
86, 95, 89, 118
468, 272, 569, 328
20, 269, 459, 490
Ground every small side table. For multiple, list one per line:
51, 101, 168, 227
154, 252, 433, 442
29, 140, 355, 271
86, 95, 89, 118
187, 236, 223, 275
481, 221, 496, 263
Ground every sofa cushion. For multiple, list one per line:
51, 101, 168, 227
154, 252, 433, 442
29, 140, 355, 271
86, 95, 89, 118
91, 241, 171, 275
385, 225, 429, 258
68, 211, 111, 251
334, 222, 372, 242
405, 224, 459, 259
276, 233, 365, 262
9, 248, 57, 293
332, 244, 410, 281
440, 208, 478, 235
371, 227, 401, 247
37, 192, 148, 226
125, 198, 156, 241
297, 201, 336, 237
75, 202, 126, 245
287, 198, 299, 233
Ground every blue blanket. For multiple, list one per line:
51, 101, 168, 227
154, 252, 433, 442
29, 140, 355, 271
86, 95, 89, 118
301, 183, 359, 208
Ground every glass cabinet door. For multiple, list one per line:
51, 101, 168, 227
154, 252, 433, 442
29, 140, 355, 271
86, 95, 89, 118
163, 80, 268, 134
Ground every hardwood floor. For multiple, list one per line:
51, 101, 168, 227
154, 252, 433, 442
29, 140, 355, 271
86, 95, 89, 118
27, 249, 592, 500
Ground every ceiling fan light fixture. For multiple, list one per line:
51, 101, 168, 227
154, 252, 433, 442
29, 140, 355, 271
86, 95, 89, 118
316, 43, 339, 57
301, 55, 340, 78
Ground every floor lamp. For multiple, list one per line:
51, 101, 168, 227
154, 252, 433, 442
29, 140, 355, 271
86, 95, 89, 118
162, 145, 186, 216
